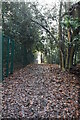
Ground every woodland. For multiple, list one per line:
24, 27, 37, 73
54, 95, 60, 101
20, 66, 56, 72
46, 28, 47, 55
2, 1, 80, 70
2, 1, 80, 119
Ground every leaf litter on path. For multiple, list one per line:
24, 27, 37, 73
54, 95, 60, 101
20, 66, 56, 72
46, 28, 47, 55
2, 64, 80, 119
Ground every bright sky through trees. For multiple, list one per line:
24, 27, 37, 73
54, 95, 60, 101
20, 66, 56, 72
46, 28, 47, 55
25, 0, 80, 4
2, 0, 80, 4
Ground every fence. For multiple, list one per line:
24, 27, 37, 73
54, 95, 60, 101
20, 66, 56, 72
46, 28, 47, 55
2, 35, 34, 79
2, 35, 14, 78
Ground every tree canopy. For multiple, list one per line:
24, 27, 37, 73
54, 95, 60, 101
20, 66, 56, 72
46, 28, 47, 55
2, 1, 80, 72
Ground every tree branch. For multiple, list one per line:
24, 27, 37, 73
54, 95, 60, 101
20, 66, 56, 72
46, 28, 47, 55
31, 19, 58, 44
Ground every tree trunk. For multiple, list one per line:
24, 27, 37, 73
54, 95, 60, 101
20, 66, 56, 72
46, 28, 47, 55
60, 49, 65, 70
69, 46, 74, 69
66, 27, 75, 69
58, 1, 65, 70
41, 53, 43, 63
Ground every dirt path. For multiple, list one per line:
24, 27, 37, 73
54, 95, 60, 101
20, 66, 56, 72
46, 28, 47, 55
0, 83, 2, 119
2, 64, 80, 119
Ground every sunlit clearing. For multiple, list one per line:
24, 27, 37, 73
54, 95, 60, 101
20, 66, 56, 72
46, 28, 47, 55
37, 51, 41, 64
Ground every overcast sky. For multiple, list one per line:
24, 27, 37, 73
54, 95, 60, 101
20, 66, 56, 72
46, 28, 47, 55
2, 0, 80, 4
26, 0, 80, 4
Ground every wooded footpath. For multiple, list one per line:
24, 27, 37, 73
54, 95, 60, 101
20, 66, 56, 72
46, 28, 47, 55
2, 64, 80, 119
